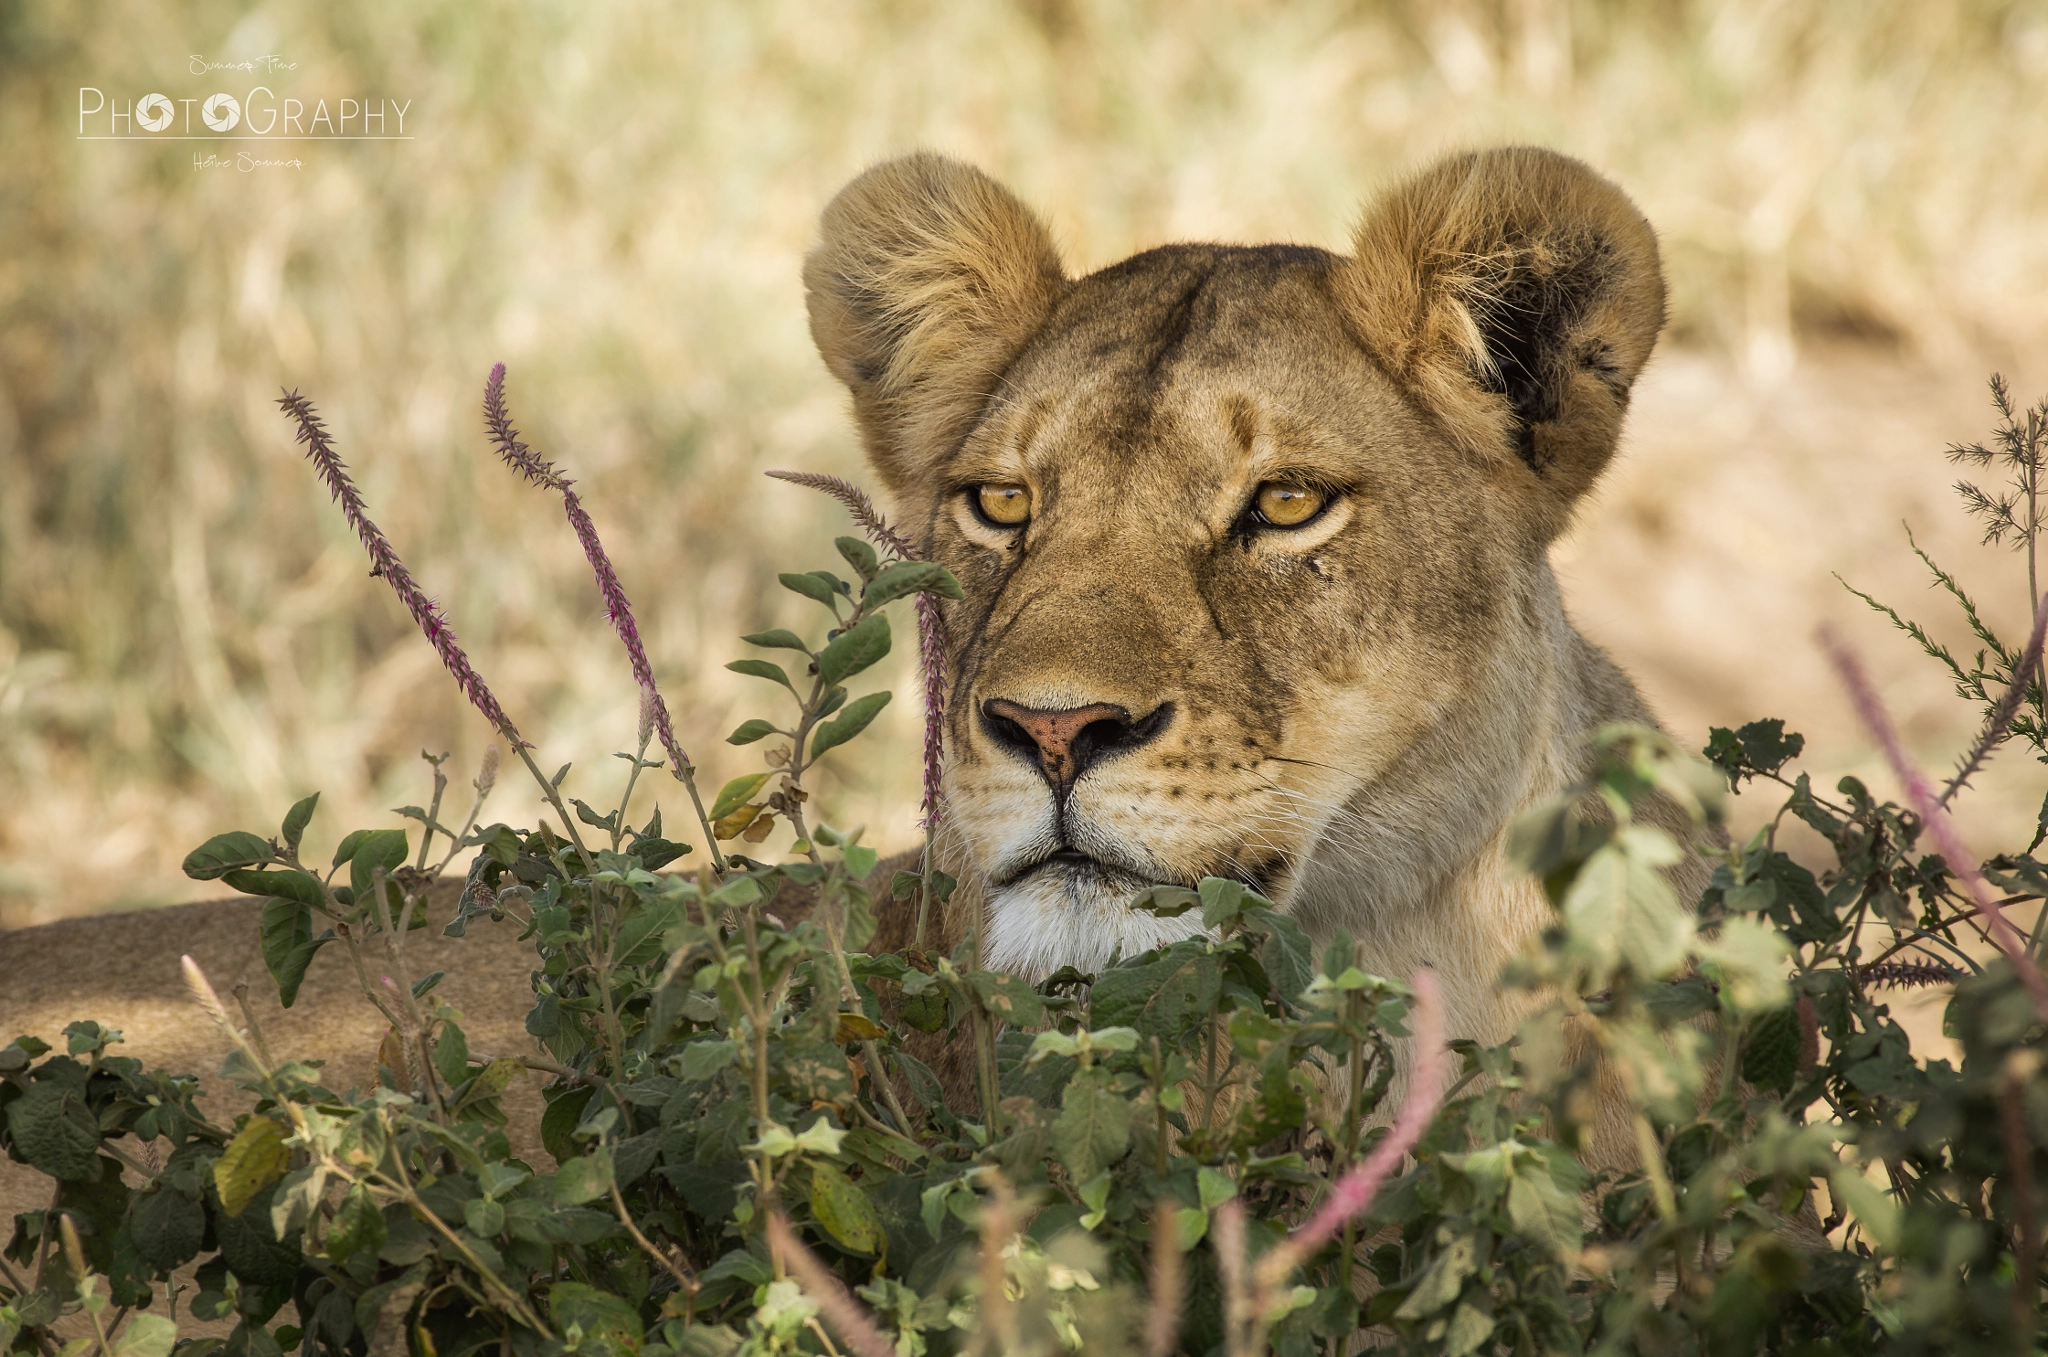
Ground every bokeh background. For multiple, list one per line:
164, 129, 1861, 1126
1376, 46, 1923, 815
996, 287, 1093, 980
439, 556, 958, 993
6, 0, 2048, 928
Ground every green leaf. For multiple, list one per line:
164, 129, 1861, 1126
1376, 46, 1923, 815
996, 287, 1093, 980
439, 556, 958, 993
227, 868, 326, 908
1393, 1233, 1476, 1320
1561, 825, 1691, 984
1505, 1168, 1582, 1255
548, 1281, 644, 1348
711, 773, 773, 820
540, 1087, 596, 1163
1741, 1006, 1802, 1093
433, 1022, 470, 1090
412, 971, 446, 1000
1247, 911, 1316, 1004
811, 691, 893, 759
465, 1197, 506, 1238
862, 560, 964, 609
279, 794, 320, 852
111, 1313, 178, 1357
677, 1038, 740, 1083
127, 1187, 206, 1271
258, 898, 334, 1008
727, 658, 796, 692
727, 719, 779, 745
808, 1162, 885, 1255
1051, 1068, 1131, 1182
818, 613, 891, 685
965, 970, 1046, 1026
742, 628, 812, 652
1092, 949, 1221, 1039
835, 536, 880, 581
345, 829, 409, 899
470, 823, 523, 867
779, 571, 842, 608
182, 831, 274, 881
553, 1148, 615, 1206
5, 1082, 102, 1181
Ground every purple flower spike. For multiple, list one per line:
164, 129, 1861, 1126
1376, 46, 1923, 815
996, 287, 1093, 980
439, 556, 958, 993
482, 364, 694, 776
278, 389, 522, 743
766, 470, 949, 831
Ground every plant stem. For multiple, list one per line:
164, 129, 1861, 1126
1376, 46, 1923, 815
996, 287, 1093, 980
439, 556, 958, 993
612, 729, 654, 853
415, 754, 449, 870
506, 731, 593, 865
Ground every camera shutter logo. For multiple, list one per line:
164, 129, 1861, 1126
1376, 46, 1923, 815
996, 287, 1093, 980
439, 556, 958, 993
137, 93, 174, 132
201, 93, 240, 132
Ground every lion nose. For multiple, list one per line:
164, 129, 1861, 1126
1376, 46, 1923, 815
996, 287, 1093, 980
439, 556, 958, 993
979, 698, 1174, 791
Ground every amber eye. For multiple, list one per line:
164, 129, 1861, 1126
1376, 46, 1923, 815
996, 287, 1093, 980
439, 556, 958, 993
974, 483, 1033, 527
1254, 483, 1327, 528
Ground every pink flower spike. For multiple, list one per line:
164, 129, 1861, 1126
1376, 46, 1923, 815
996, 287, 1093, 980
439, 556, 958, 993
766, 469, 950, 831
483, 364, 694, 777
277, 389, 522, 744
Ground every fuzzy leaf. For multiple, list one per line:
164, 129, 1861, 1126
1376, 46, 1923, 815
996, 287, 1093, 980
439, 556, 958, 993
818, 613, 890, 686
554, 1148, 615, 1206
711, 773, 773, 820
742, 628, 811, 652
128, 1186, 206, 1272
182, 831, 274, 881
863, 560, 964, 608
727, 719, 779, 745
1052, 1068, 1131, 1182
5, 1082, 102, 1181
835, 536, 880, 581
811, 691, 892, 759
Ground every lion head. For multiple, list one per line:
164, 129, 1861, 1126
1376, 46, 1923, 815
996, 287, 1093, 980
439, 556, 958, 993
804, 147, 1669, 1012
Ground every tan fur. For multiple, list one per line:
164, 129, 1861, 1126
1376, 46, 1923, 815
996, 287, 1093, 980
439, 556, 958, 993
821, 147, 1699, 1160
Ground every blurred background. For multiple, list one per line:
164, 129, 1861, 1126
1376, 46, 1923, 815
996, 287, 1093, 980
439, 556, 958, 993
5, 0, 2048, 928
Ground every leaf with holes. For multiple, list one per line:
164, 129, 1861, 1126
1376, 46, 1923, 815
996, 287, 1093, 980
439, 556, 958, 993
809, 1162, 885, 1256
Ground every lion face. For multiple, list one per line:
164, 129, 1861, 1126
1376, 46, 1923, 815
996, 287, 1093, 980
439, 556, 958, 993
805, 149, 1665, 976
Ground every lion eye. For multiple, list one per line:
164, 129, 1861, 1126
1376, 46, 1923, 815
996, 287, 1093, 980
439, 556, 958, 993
974, 483, 1033, 527
1254, 483, 1326, 528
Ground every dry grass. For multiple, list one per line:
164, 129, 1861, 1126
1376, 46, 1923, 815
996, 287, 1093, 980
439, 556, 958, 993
4, 0, 2048, 924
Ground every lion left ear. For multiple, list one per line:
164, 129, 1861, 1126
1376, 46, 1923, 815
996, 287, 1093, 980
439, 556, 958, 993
805, 154, 1068, 498
1333, 147, 1665, 535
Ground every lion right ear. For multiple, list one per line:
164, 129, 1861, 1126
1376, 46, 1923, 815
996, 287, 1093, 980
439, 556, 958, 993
1333, 147, 1665, 538
805, 154, 1068, 495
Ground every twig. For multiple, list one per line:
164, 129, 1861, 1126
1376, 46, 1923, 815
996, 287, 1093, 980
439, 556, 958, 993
764, 1213, 897, 1357
611, 1181, 698, 1297
467, 1050, 609, 1090
1822, 628, 2048, 1023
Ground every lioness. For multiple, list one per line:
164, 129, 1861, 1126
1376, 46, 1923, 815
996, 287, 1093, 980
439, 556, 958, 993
3, 148, 1689, 1191
825, 147, 1689, 1068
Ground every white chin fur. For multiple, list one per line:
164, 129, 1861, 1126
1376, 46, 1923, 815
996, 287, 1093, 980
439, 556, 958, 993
982, 867, 1209, 978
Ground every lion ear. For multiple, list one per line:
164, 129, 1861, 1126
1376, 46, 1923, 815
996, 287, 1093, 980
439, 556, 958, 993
805, 154, 1068, 494
1334, 147, 1664, 533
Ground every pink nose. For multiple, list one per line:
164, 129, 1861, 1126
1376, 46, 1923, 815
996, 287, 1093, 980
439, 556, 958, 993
979, 698, 1174, 790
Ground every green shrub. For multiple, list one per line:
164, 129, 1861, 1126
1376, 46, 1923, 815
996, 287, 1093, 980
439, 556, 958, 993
4, 373, 2046, 1357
